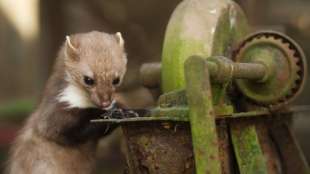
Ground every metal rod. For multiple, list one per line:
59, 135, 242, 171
233, 63, 266, 80
90, 107, 271, 123
140, 58, 268, 87
204, 61, 218, 75
205, 60, 267, 82
140, 62, 161, 88
91, 105, 310, 123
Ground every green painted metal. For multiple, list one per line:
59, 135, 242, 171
160, 1, 273, 173
158, 89, 187, 107
234, 31, 307, 107
92, 106, 310, 124
185, 56, 221, 174
161, 0, 247, 96
237, 46, 284, 103
231, 123, 268, 174
158, 87, 234, 116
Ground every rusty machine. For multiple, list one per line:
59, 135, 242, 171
93, 0, 309, 173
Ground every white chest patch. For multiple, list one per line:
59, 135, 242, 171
57, 84, 95, 108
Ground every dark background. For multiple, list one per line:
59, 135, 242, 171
0, 0, 309, 173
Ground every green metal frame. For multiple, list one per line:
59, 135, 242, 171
185, 56, 221, 174
117, 0, 310, 173
160, 0, 269, 173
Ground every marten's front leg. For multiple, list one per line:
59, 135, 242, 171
61, 108, 118, 145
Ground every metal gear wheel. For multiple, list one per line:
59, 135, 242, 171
233, 31, 307, 108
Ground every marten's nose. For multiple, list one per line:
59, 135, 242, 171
101, 101, 111, 109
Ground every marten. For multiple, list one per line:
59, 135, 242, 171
6, 31, 127, 174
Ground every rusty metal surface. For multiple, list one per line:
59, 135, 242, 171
121, 121, 240, 174
122, 122, 195, 174
158, 89, 187, 107
206, 56, 267, 83
185, 56, 222, 174
230, 119, 269, 174
217, 120, 235, 174
233, 31, 307, 108
121, 1, 309, 174
91, 105, 310, 123
255, 120, 282, 174
232, 63, 266, 80
269, 115, 310, 174
139, 59, 267, 88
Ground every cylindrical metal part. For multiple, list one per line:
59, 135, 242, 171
232, 63, 266, 80
140, 59, 268, 88
139, 60, 267, 88
204, 61, 218, 75
140, 63, 161, 88
205, 60, 267, 82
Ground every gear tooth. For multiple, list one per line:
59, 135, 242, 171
293, 65, 300, 74
293, 54, 299, 61
261, 35, 268, 39
285, 83, 297, 95
295, 76, 303, 85
295, 74, 301, 81
294, 57, 302, 67
234, 31, 305, 108
284, 43, 292, 50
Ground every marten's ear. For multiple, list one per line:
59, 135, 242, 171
115, 32, 124, 47
65, 36, 79, 61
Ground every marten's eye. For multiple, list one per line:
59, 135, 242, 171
83, 76, 95, 86
112, 77, 120, 86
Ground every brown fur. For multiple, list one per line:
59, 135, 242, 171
6, 31, 127, 174
64, 31, 127, 107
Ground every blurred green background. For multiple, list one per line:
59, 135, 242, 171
0, 0, 309, 173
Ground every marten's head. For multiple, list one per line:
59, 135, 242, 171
58, 31, 127, 110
